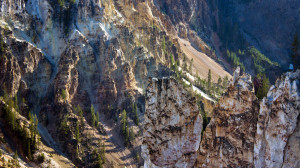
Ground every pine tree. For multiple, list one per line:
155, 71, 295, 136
76, 105, 84, 128
256, 74, 270, 99
99, 137, 106, 164
217, 77, 222, 87
97, 152, 103, 168
223, 75, 228, 88
58, 0, 65, 7
96, 111, 99, 128
60, 115, 68, 135
189, 58, 193, 72
0, 34, 5, 58
61, 89, 67, 101
121, 109, 130, 146
133, 103, 139, 125
91, 105, 96, 128
125, 127, 129, 146
207, 69, 212, 92
170, 54, 175, 68
14, 96, 18, 113
75, 120, 80, 143
183, 55, 187, 71
129, 127, 135, 142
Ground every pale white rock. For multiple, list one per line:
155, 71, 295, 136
254, 69, 300, 168
142, 78, 202, 168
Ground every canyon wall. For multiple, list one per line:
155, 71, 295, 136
143, 69, 299, 168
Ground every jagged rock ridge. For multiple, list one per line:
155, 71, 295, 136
197, 67, 259, 167
254, 70, 300, 168
143, 69, 299, 168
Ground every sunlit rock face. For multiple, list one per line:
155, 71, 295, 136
254, 70, 300, 168
142, 77, 202, 168
196, 68, 259, 167
195, 69, 300, 168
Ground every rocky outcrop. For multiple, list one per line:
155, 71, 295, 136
254, 70, 300, 168
0, 25, 50, 97
141, 71, 299, 168
195, 69, 300, 167
142, 77, 202, 168
197, 68, 259, 167
1, 0, 299, 167
54, 47, 79, 103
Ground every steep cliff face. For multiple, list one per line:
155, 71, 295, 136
142, 78, 202, 168
254, 70, 300, 168
1, 0, 202, 166
142, 69, 299, 168
197, 68, 259, 167
1, 0, 299, 167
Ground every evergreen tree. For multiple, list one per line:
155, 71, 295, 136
14, 96, 18, 113
183, 55, 187, 71
256, 74, 270, 99
129, 127, 135, 142
189, 58, 193, 73
13, 150, 18, 160
0, 34, 5, 57
61, 89, 67, 100
96, 111, 99, 128
223, 75, 228, 88
217, 77, 222, 87
76, 105, 84, 128
97, 152, 103, 168
99, 137, 106, 164
91, 105, 96, 128
207, 69, 212, 92
121, 109, 127, 135
58, 0, 65, 7
121, 109, 130, 146
125, 127, 129, 146
170, 53, 175, 68
75, 120, 80, 143
60, 115, 68, 135
133, 103, 139, 125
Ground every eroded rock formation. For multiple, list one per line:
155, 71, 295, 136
196, 68, 259, 167
143, 69, 299, 168
142, 78, 202, 168
254, 70, 300, 168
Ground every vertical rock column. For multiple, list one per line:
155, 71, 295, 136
197, 68, 259, 167
254, 70, 300, 168
142, 77, 202, 168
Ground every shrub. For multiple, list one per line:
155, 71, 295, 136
37, 153, 45, 163
61, 89, 67, 100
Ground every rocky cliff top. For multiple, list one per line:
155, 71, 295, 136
142, 77, 202, 168
143, 69, 300, 168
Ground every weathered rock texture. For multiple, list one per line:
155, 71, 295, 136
254, 70, 300, 168
1, 0, 196, 166
196, 68, 259, 167
142, 78, 202, 168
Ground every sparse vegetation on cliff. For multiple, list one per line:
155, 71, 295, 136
255, 73, 270, 100
0, 96, 40, 161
